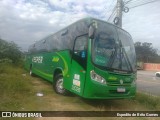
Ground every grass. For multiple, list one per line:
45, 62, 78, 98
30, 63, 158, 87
0, 63, 160, 120
0, 63, 37, 110
135, 92, 160, 110
0, 63, 37, 120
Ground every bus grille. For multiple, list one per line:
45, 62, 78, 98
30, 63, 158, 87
107, 81, 131, 86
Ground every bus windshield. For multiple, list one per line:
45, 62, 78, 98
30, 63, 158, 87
92, 26, 136, 73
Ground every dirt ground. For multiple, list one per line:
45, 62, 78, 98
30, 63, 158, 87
29, 76, 160, 120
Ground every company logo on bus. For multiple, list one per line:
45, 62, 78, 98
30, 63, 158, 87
32, 56, 43, 63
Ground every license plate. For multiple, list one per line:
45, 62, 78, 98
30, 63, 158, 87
117, 88, 126, 92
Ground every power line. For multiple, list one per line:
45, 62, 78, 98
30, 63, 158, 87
109, 10, 117, 22
125, 0, 155, 6
107, 6, 116, 21
106, 0, 160, 27
102, 0, 116, 18
129, 0, 160, 9
124, 0, 135, 5
107, 0, 116, 12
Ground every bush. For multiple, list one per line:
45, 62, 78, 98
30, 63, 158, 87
0, 39, 23, 64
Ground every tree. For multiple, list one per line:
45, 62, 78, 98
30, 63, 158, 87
0, 39, 22, 64
134, 42, 160, 63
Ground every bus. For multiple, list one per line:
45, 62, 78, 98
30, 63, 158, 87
25, 17, 136, 99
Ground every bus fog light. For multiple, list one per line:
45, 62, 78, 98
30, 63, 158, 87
90, 70, 106, 84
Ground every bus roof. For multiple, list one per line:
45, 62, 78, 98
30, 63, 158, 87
28, 17, 131, 53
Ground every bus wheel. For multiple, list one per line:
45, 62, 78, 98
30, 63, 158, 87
29, 67, 33, 76
54, 74, 68, 95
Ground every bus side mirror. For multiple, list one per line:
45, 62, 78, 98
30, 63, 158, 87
89, 25, 95, 39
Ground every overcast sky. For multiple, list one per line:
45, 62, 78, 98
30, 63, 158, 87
0, 0, 160, 52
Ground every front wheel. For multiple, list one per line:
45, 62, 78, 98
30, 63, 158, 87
54, 74, 68, 95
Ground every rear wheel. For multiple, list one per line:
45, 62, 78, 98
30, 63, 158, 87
54, 74, 68, 95
29, 66, 34, 76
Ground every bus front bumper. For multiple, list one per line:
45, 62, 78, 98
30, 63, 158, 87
83, 81, 136, 99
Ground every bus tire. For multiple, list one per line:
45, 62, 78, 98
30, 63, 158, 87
29, 66, 34, 76
54, 74, 68, 95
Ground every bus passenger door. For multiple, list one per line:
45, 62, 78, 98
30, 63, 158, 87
70, 35, 88, 96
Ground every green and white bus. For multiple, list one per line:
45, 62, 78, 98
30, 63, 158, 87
25, 17, 136, 99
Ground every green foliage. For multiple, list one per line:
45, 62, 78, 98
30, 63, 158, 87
0, 39, 23, 64
134, 42, 160, 63
0, 64, 35, 120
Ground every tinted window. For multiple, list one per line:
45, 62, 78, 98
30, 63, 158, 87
72, 35, 88, 69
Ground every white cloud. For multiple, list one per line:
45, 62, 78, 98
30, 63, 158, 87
123, 1, 160, 49
0, 0, 160, 51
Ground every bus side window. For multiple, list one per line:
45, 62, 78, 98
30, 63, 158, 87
74, 35, 87, 58
72, 35, 88, 69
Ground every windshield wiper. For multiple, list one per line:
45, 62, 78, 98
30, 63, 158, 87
106, 46, 133, 72
107, 48, 117, 68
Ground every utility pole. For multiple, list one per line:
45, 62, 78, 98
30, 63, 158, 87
114, 0, 123, 27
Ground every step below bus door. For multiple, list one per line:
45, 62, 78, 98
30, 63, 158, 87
69, 35, 88, 96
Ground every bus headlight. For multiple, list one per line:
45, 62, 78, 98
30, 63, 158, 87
90, 70, 106, 84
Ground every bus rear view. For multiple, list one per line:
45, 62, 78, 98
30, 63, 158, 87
25, 18, 136, 99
